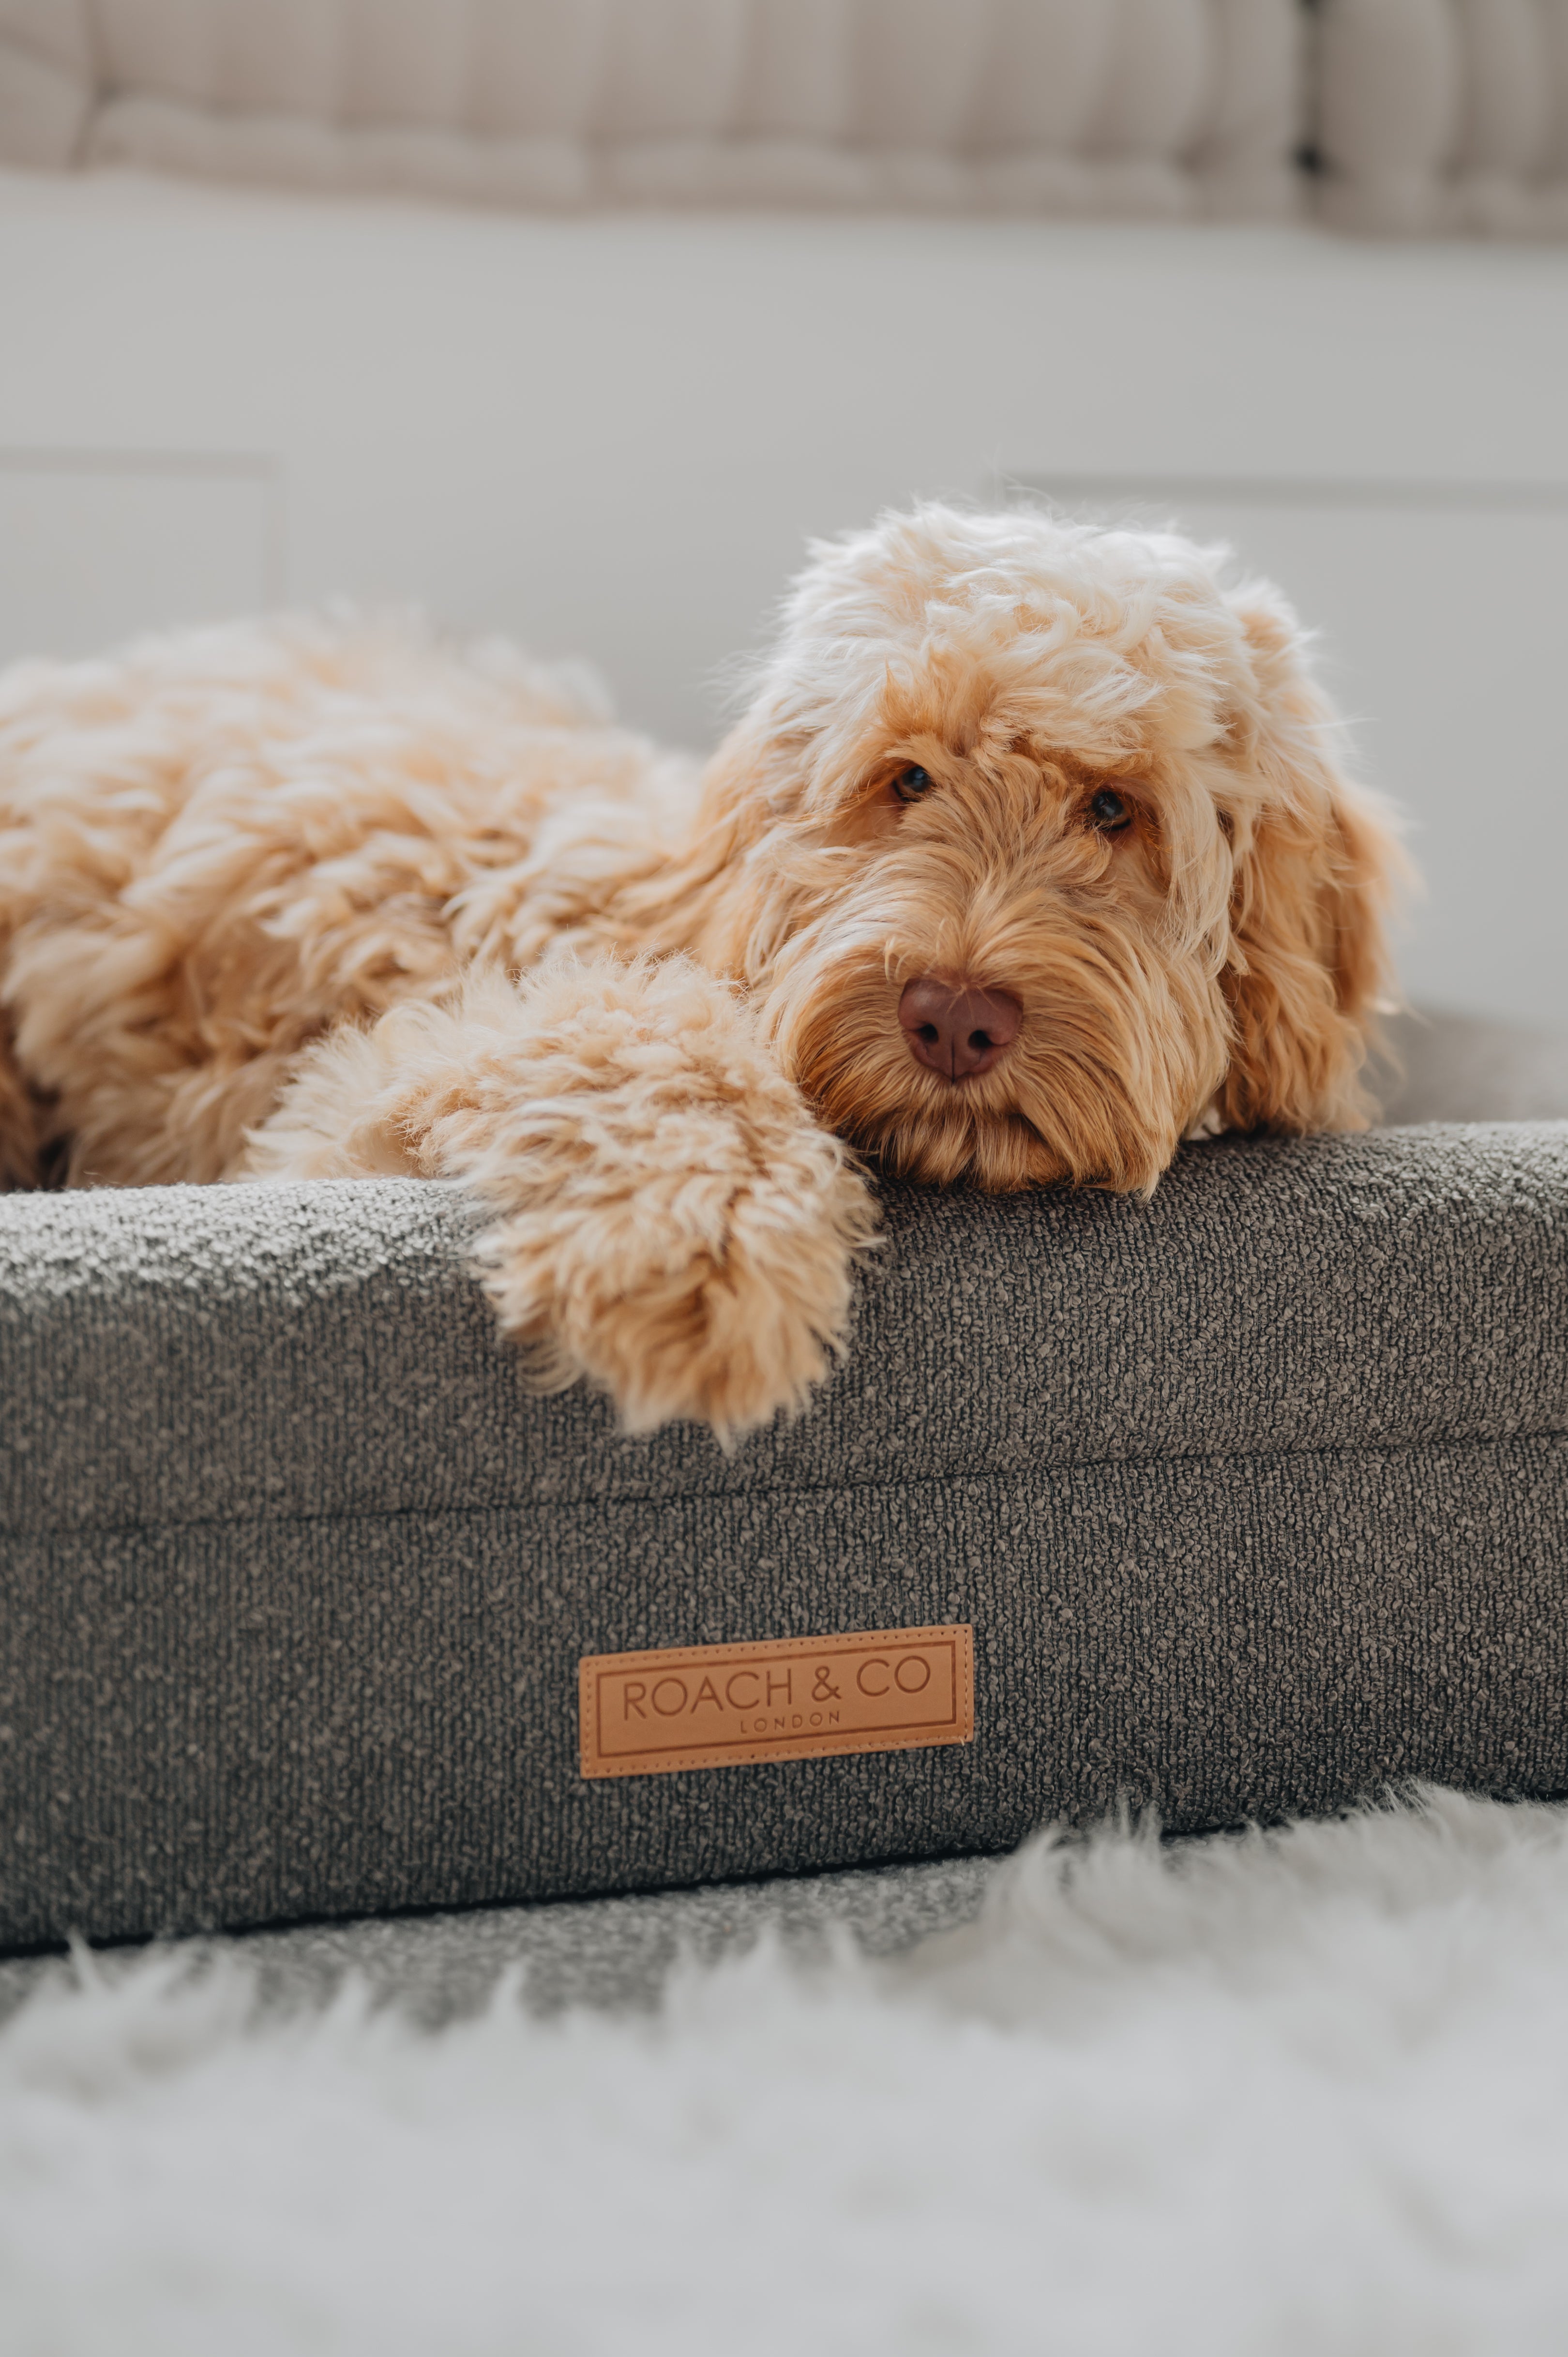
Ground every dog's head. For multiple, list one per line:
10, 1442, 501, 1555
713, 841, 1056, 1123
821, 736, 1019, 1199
686, 505, 1402, 1194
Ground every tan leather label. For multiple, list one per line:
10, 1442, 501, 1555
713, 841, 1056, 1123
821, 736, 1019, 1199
578, 1624, 974, 1780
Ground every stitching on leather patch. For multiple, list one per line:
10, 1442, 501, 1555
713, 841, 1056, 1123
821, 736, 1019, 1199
578, 1624, 974, 1780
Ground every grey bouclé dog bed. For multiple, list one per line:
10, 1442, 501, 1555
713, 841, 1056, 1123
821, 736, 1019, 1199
4, 1013, 1568, 1951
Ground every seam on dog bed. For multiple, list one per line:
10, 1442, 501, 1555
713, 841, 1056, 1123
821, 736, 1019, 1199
4, 1427, 1565, 1547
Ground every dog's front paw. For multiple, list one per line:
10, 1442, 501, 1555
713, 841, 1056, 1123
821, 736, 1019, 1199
478, 1151, 871, 1441
449, 958, 877, 1440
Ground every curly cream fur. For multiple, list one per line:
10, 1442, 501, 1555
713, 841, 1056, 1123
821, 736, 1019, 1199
251, 959, 874, 1441
0, 507, 1403, 1435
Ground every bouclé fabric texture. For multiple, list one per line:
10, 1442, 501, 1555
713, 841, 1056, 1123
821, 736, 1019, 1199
2, 1121, 1567, 1949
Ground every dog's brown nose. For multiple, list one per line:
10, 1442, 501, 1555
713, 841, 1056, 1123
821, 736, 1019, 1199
899, 978, 1021, 1082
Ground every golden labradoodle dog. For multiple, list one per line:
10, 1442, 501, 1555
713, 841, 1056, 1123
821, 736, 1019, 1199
0, 506, 1400, 1437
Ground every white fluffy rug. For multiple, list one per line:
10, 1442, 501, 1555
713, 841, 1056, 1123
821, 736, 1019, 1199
7, 1787, 1568, 2355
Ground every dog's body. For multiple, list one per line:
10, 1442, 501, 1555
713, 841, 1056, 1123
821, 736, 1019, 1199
0, 507, 1400, 1435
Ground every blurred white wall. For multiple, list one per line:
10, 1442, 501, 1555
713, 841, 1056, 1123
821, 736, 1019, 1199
1, 166, 1565, 1026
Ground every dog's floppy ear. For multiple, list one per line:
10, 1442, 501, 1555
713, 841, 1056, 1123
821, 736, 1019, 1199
1212, 593, 1404, 1136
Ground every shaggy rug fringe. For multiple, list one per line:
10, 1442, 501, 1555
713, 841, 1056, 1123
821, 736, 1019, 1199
5, 1787, 1568, 2355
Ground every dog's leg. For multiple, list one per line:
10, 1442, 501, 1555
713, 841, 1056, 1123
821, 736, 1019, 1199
242, 956, 877, 1440
0, 1005, 42, 1189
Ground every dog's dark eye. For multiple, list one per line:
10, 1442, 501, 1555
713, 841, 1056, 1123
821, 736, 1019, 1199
893, 765, 933, 803
1088, 787, 1131, 832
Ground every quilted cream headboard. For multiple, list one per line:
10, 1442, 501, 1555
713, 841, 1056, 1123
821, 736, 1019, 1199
1318, 0, 1568, 236
0, 0, 1302, 217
